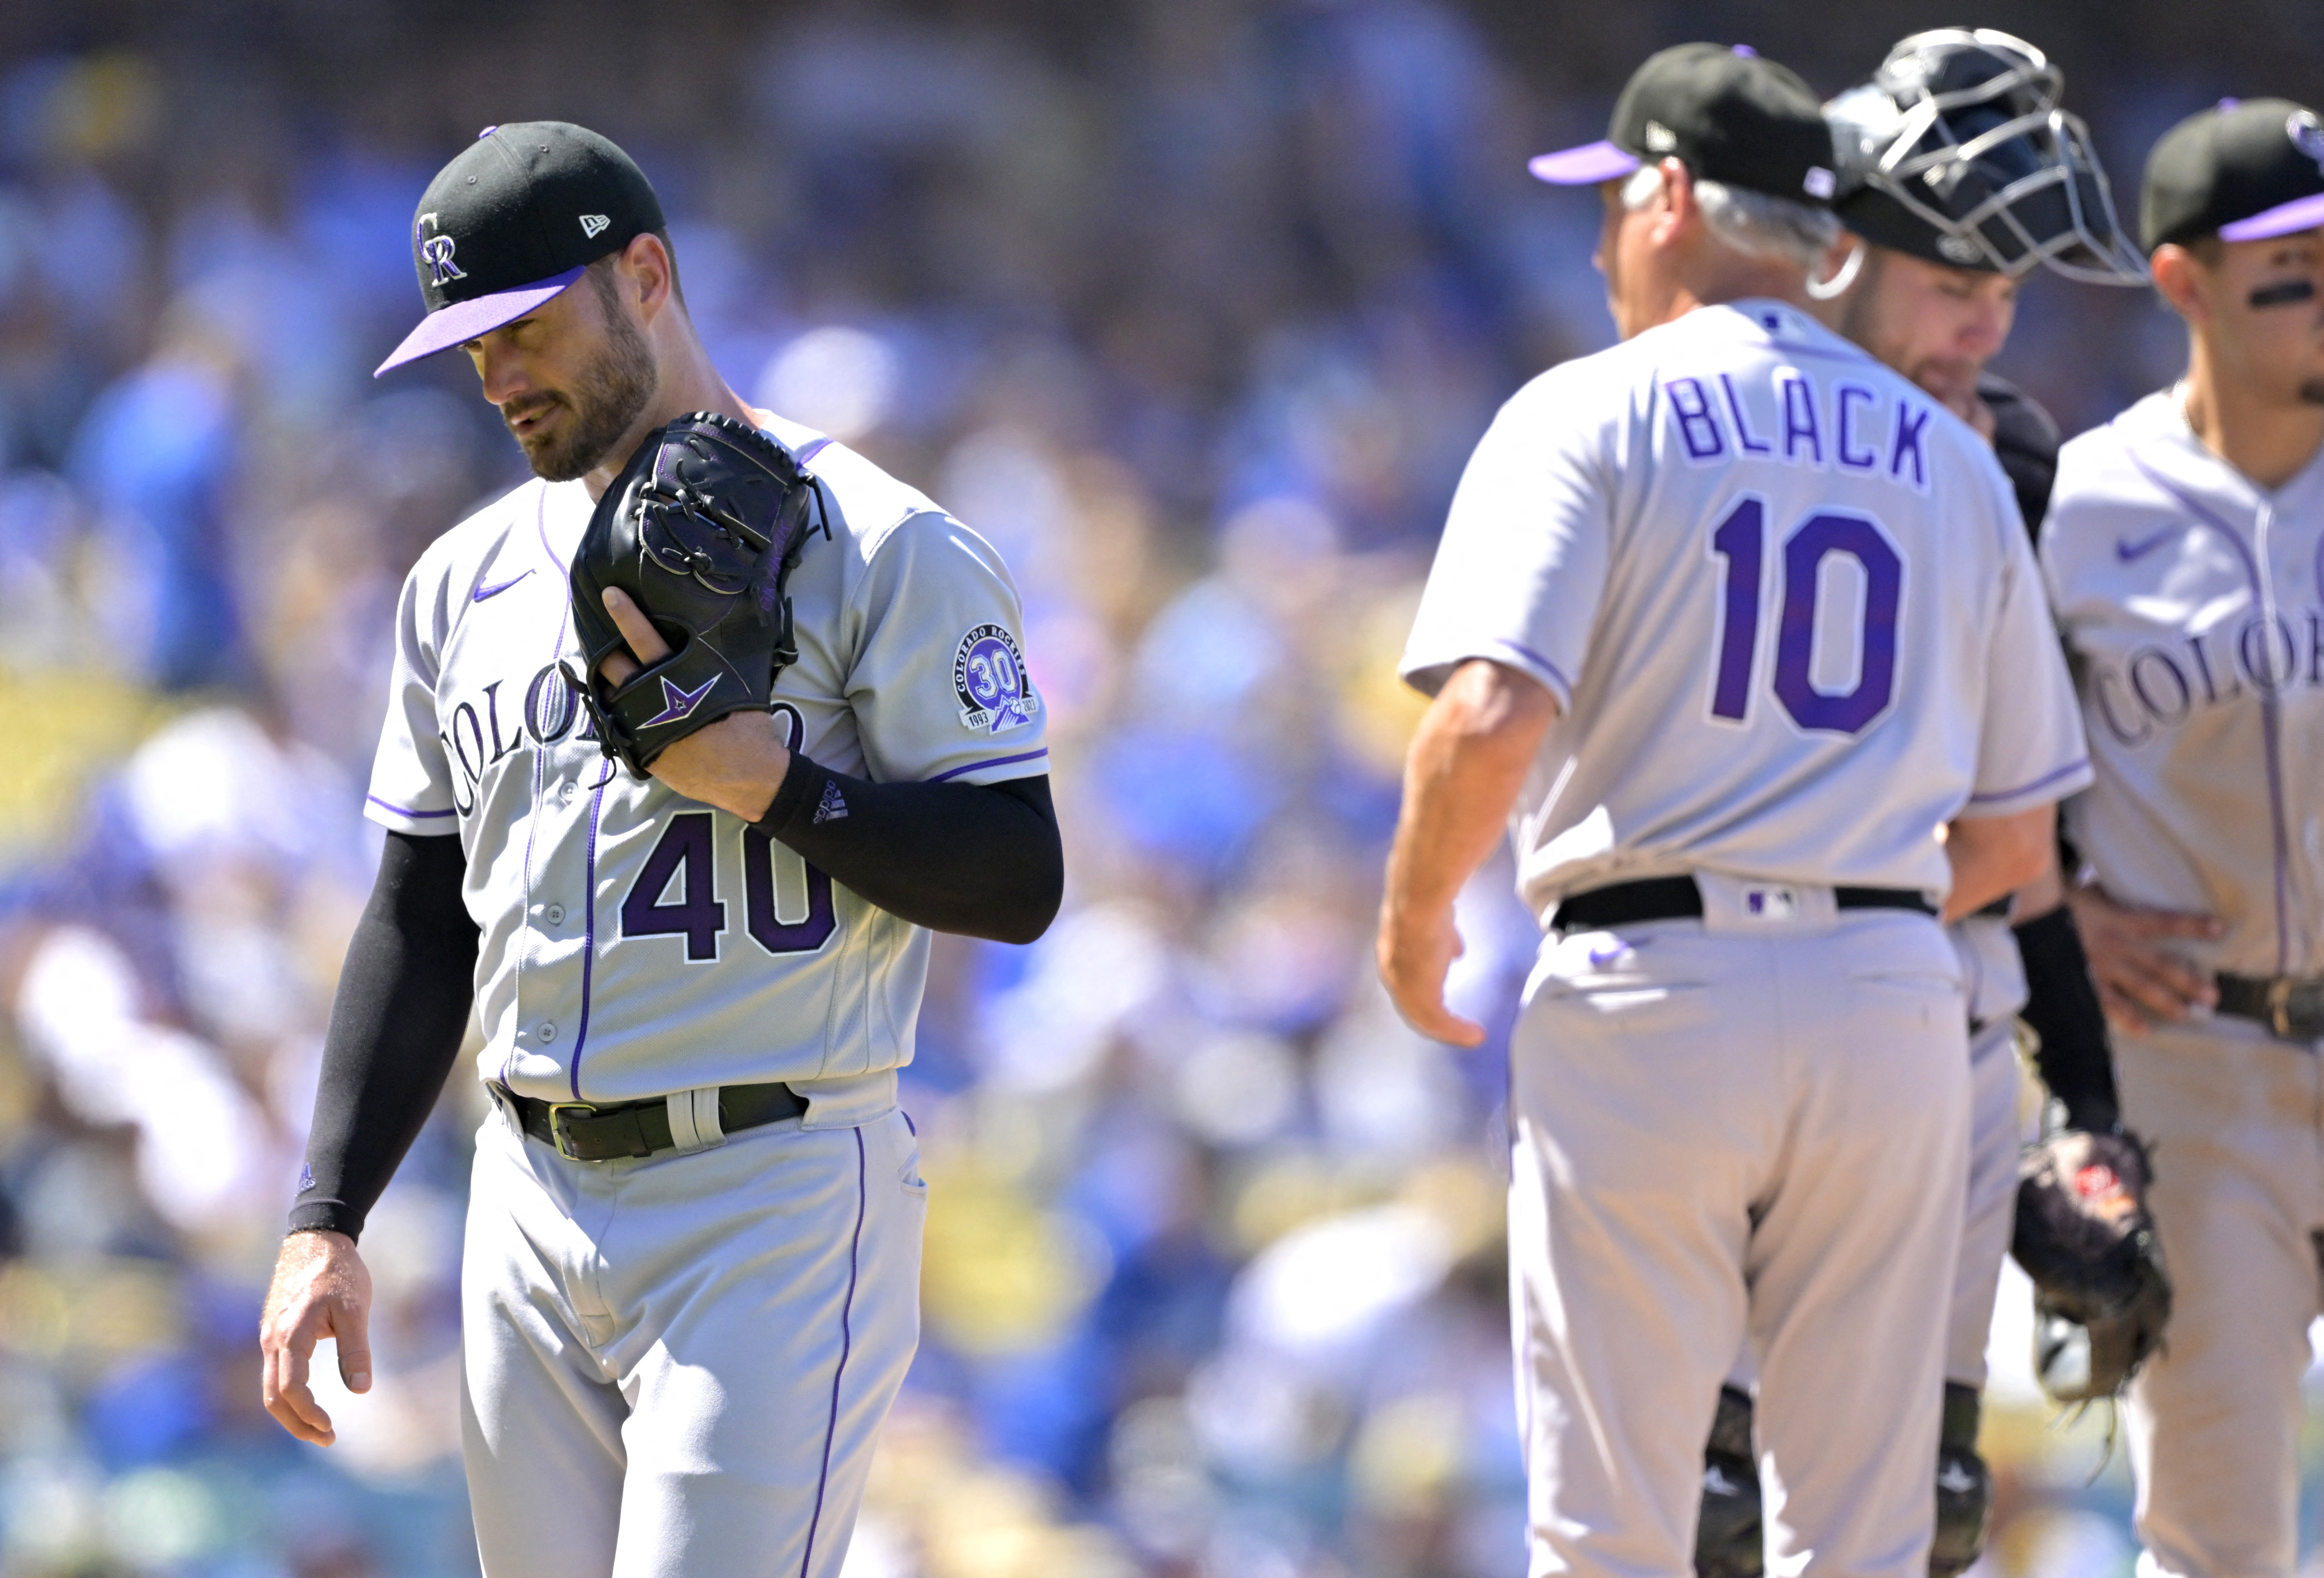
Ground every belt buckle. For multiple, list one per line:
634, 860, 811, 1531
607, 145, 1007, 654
2268, 977, 2295, 1040
548, 1102, 596, 1162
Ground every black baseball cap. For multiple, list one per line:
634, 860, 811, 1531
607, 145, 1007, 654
375, 120, 665, 376
1529, 43, 1837, 206
2141, 97, 2324, 253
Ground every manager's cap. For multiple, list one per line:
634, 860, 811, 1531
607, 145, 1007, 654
376, 120, 665, 377
1528, 43, 1838, 206
2141, 97, 2324, 253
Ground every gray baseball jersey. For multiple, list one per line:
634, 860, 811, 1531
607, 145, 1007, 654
2043, 388, 2324, 979
1400, 299, 2090, 919
363, 415, 1049, 1112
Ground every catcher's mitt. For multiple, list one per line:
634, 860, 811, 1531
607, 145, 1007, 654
2013, 1126, 2171, 1404
566, 412, 820, 776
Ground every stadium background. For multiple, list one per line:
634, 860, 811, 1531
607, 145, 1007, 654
0, 0, 2315, 1573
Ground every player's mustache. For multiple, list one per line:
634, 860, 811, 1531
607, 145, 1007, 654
501, 393, 570, 425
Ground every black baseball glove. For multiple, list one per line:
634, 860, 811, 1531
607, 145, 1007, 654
566, 411, 820, 776
2013, 1124, 2171, 1404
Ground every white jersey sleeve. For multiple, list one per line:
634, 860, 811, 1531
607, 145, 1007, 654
365, 536, 469, 837
843, 510, 1049, 786
1400, 369, 1612, 708
1961, 463, 2092, 819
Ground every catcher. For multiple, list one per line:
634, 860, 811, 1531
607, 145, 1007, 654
258, 122, 1061, 1577
1692, 31, 2167, 1578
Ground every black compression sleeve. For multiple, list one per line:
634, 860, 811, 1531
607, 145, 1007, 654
753, 760, 1063, 945
289, 832, 479, 1242
2012, 903, 2122, 1133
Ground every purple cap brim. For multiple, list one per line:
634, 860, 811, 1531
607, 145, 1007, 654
372, 265, 588, 377
2220, 191, 2324, 243
1528, 140, 1643, 186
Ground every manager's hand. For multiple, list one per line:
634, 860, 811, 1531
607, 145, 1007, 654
1378, 902, 1487, 1049
259, 1229, 373, 1446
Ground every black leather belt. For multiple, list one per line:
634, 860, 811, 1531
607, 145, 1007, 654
2217, 973, 2324, 1042
1552, 875, 1935, 936
497, 1081, 806, 1161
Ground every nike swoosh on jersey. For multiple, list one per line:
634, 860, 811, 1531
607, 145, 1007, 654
643, 674, 718, 726
2115, 525, 2182, 562
473, 568, 535, 601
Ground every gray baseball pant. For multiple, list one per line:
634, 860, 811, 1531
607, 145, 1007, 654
1509, 902, 1969, 1578
458, 1103, 925, 1578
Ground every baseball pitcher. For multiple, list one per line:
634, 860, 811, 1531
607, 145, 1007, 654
254, 123, 1063, 1578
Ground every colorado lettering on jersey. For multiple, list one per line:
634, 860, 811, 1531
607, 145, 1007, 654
1663, 367, 1935, 493
2086, 606, 2324, 745
438, 661, 597, 817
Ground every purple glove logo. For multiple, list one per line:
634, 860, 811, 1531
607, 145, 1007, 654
643, 674, 717, 728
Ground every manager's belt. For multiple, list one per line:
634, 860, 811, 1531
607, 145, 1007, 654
1551, 875, 1935, 936
2216, 973, 2324, 1043
497, 1080, 806, 1162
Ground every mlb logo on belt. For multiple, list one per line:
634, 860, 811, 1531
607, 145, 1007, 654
1743, 886, 1799, 922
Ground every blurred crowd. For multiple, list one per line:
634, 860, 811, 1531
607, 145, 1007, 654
0, 1, 2311, 1574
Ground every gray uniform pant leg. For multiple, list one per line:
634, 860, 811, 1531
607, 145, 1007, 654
1729, 1011, 2024, 1398
460, 1104, 927, 1578
1510, 913, 1968, 1578
1945, 1015, 2028, 1389
2115, 1022, 2324, 1578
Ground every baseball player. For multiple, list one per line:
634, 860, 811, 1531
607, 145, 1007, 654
2043, 96, 2324, 1578
254, 123, 1062, 1578
1693, 31, 2153, 1578
1379, 43, 2091, 1578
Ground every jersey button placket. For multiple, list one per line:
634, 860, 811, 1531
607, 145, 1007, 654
545, 903, 566, 926
538, 1020, 557, 1044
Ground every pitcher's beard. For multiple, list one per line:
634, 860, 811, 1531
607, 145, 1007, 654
507, 308, 658, 481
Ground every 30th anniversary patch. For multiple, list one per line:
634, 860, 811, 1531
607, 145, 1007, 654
953, 624, 1040, 734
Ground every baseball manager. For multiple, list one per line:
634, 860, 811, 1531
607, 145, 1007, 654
256, 122, 1062, 1577
1380, 44, 2087, 1578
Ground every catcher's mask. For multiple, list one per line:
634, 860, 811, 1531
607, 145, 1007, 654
1825, 29, 2148, 286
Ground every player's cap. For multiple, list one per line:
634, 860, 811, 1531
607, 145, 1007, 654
375, 121, 665, 377
1823, 29, 2146, 285
2142, 97, 2324, 253
1528, 43, 1837, 207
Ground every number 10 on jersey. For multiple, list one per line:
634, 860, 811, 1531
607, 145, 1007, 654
1708, 496, 1902, 736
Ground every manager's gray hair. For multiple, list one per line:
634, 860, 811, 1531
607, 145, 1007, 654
1621, 164, 1840, 274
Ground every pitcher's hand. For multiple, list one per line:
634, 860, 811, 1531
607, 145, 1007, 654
259, 1229, 372, 1446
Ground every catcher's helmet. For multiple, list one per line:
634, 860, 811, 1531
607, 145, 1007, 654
1825, 29, 2148, 285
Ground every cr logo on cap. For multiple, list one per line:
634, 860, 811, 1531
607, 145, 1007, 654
417, 212, 467, 286
2291, 109, 2324, 177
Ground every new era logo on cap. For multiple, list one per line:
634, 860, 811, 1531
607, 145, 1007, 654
580, 213, 611, 238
